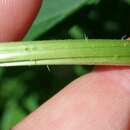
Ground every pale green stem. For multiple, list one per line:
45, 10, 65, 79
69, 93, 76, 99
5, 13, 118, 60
0, 39, 130, 67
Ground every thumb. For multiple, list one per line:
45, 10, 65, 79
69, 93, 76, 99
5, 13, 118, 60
0, 0, 42, 42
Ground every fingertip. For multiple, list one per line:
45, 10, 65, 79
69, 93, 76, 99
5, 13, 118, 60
0, 0, 42, 42
94, 66, 130, 93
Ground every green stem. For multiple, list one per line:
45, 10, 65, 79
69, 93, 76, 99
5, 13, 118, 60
0, 39, 130, 67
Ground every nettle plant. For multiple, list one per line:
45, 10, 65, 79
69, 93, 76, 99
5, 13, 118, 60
0, 39, 130, 66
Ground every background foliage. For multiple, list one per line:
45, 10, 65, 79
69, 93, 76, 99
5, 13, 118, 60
1, 0, 130, 129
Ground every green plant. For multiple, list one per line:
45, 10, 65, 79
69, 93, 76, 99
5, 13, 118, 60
0, 40, 130, 66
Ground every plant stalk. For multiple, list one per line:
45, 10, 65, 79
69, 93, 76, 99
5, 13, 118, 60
0, 39, 130, 67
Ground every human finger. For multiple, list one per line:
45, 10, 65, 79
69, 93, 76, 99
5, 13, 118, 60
12, 66, 130, 130
0, 0, 42, 42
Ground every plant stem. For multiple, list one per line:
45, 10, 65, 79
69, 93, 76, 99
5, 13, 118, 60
0, 39, 130, 67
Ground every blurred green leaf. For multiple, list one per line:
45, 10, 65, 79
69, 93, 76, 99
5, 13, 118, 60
0, 68, 5, 79
69, 25, 85, 39
1, 100, 26, 130
124, 0, 130, 4
74, 66, 93, 76
0, 78, 26, 100
24, 0, 100, 40
23, 95, 39, 112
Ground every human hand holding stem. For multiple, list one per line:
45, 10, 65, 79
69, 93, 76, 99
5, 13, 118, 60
0, 0, 130, 130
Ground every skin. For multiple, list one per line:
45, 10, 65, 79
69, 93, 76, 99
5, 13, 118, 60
0, 0, 42, 41
0, 0, 130, 130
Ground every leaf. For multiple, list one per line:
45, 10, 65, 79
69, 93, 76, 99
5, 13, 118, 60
23, 95, 39, 112
0, 78, 26, 100
1, 100, 26, 130
68, 25, 85, 39
124, 0, 130, 4
74, 66, 93, 76
24, 0, 100, 40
